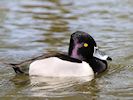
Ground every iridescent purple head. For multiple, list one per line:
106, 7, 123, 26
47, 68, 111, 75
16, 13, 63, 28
68, 31, 112, 61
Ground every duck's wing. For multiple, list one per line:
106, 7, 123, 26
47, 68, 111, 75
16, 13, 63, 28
8, 52, 82, 75
8, 52, 64, 74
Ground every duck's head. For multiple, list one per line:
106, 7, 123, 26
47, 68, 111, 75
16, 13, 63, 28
68, 31, 112, 62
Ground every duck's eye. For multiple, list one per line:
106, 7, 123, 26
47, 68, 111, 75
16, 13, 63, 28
83, 43, 88, 47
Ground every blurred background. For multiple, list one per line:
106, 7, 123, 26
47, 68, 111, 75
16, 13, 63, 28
0, 0, 133, 99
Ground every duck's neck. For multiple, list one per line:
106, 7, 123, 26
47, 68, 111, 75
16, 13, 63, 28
87, 58, 107, 74
71, 44, 80, 59
68, 37, 84, 60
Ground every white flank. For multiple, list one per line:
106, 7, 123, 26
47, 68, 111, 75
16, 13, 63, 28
29, 57, 94, 78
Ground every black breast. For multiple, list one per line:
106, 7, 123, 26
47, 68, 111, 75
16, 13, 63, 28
87, 57, 108, 74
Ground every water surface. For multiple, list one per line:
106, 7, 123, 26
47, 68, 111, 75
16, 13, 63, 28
0, 0, 133, 99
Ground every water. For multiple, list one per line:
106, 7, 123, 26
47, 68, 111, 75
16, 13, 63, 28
0, 0, 133, 99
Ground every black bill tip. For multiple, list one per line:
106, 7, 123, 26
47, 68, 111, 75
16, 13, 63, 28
107, 57, 112, 61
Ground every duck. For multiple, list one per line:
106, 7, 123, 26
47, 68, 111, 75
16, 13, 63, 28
10, 31, 112, 78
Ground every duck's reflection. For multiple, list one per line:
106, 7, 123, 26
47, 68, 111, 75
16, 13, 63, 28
10, 74, 100, 98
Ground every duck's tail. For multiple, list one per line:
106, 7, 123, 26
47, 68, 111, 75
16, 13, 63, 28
10, 63, 24, 74
5, 63, 24, 74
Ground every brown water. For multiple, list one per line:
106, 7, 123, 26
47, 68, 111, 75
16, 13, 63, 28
0, 0, 133, 99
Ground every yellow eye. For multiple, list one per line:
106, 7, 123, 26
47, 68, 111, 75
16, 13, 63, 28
83, 43, 88, 47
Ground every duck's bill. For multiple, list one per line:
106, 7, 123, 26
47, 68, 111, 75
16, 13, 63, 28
93, 47, 112, 61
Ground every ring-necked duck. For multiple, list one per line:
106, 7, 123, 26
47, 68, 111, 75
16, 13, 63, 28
10, 31, 112, 77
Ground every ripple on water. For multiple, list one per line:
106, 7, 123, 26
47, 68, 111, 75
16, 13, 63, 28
0, 0, 133, 99
9, 75, 96, 98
